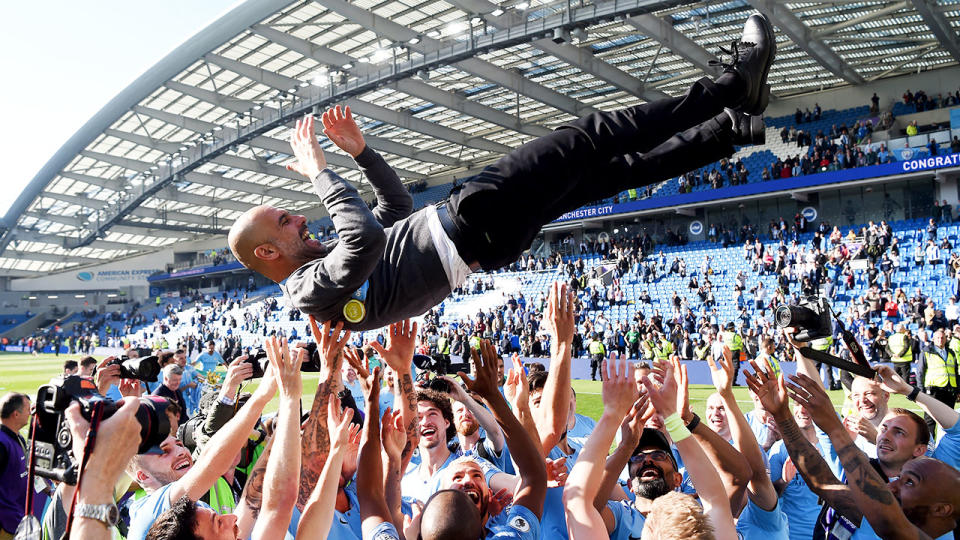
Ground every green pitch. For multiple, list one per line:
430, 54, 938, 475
0, 352, 920, 423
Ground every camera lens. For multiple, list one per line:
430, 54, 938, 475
135, 397, 173, 454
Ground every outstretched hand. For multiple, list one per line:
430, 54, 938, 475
641, 361, 678, 418
601, 358, 638, 417
368, 319, 417, 375
321, 105, 366, 158
542, 282, 575, 345
785, 373, 842, 432
744, 361, 790, 418
503, 367, 529, 412
872, 364, 912, 395
707, 346, 736, 397
309, 316, 351, 377
287, 115, 328, 178
461, 340, 501, 400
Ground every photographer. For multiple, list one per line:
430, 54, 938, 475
126, 354, 278, 539
0, 393, 30, 540
60, 397, 143, 540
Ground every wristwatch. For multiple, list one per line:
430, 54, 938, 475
75, 503, 119, 527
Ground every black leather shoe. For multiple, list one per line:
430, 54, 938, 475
711, 13, 777, 115
728, 109, 765, 145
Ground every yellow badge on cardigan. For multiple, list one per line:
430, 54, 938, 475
343, 281, 369, 323
343, 299, 365, 323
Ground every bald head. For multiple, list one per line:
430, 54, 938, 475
228, 205, 274, 270
227, 205, 326, 282
420, 490, 483, 540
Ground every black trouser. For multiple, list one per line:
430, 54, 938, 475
893, 361, 913, 384
924, 386, 958, 438
590, 354, 604, 380
447, 76, 740, 270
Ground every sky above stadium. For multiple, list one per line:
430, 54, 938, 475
0, 0, 239, 218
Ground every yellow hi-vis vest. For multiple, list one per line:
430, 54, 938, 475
811, 336, 833, 351
588, 340, 606, 356
721, 331, 743, 351
758, 353, 782, 379
655, 340, 674, 361
924, 349, 958, 388
889, 333, 912, 363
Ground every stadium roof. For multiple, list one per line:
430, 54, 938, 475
3, 0, 959, 274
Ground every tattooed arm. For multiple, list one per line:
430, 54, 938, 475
236, 436, 275, 538
297, 318, 351, 510
369, 319, 420, 467
749, 370, 862, 522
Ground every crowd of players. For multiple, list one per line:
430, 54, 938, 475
2, 282, 960, 540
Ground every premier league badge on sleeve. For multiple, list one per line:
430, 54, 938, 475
508, 516, 531, 533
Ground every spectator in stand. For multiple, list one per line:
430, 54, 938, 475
870, 92, 880, 113
952, 135, 960, 154
906, 120, 919, 136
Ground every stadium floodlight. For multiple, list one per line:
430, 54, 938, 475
342, 62, 354, 69
445, 21, 469, 35
252, 104, 262, 111
515, 2, 529, 10
408, 35, 422, 44
213, 125, 223, 131
471, 17, 482, 25
491, 8, 504, 16
299, 81, 309, 88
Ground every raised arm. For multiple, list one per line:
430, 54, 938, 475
171, 358, 277, 503
297, 317, 351, 510
357, 367, 396, 536
461, 340, 547, 517
564, 359, 643, 539
744, 367, 861, 521
289, 114, 385, 289
296, 396, 357, 539
644, 359, 737, 539
253, 338, 303, 540
709, 348, 778, 510
786, 373, 920, 539
534, 282, 574, 454
321, 105, 412, 227
368, 319, 420, 466
874, 364, 958, 430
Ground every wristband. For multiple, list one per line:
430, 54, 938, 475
685, 413, 700, 433
906, 386, 920, 402
664, 412, 691, 442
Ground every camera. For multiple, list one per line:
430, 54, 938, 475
775, 297, 833, 342
236, 344, 322, 381
106, 355, 162, 382
32, 376, 174, 484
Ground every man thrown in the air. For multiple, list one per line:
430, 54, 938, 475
228, 14, 777, 331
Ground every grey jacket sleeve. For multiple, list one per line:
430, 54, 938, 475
310, 168, 386, 289
196, 399, 236, 453
355, 146, 413, 228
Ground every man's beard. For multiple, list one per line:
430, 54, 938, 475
458, 420, 479, 437
634, 477, 671, 500
903, 504, 931, 528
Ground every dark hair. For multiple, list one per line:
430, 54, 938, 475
0, 393, 29, 419
526, 362, 546, 373
158, 351, 176, 367
890, 408, 930, 446
527, 370, 548, 393
63, 360, 78, 372
146, 496, 201, 540
80, 356, 97, 367
416, 389, 456, 441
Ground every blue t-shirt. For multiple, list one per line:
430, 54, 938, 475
746, 409, 773, 454
367, 520, 401, 540
485, 504, 540, 540
126, 484, 212, 540
768, 440, 821, 540
567, 414, 597, 448
931, 418, 960, 468
402, 453, 501, 504
606, 500, 646, 540
852, 516, 953, 539
195, 351, 224, 373
539, 441, 583, 540
736, 497, 789, 540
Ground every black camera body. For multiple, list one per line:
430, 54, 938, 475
775, 297, 833, 342
237, 344, 322, 381
107, 355, 162, 382
32, 376, 173, 484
